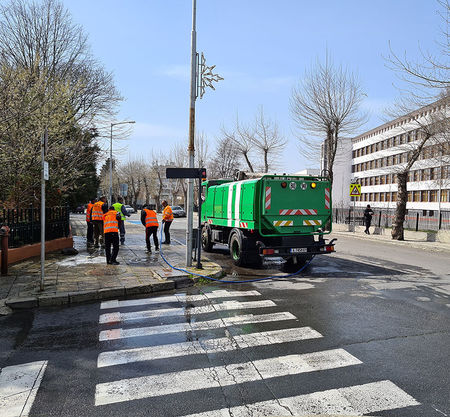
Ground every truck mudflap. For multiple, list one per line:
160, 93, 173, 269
257, 238, 336, 258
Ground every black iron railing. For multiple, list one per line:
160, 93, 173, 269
333, 207, 450, 232
0, 206, 70, 248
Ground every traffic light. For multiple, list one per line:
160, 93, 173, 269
200, 168, 207, 182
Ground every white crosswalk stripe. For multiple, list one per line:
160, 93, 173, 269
100, 290, 262, 310
95, 289, 420, 415
95, 349, 362, 406
99, 311, 297, 341
181, 380, 420, 417
99, 299, 277, 324
0, 360, 48, 417
97, 327, 323, 367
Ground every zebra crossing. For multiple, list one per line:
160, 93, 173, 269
95, 289, 420, 416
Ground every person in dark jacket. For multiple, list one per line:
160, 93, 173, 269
364, 204, 374, 234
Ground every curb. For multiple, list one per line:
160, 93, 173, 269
331, 230, 450, 253
4, 265, 224, 310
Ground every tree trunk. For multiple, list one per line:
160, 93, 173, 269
263, 150, 269, 173
243, 152, 254, 172
391, 171, 408, 240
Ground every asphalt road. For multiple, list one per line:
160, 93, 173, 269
0, 222, 449, 417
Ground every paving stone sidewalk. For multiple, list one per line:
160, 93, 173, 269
0, 217, 223, 313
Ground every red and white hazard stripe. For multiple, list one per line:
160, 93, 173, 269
279, 209, 318, 216
239, 222, 248, 228
207, 219, 213, 224
265, 187, 271, 210
325, 188, 330, 210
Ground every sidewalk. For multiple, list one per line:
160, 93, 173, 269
332, 224, 450, 253
0, 217, 223, 314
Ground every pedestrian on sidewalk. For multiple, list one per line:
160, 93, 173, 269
90, 196, 108, 248
86, 198, 96, 247
141, 204, 159, 253
103, 206, 122, 265
161, 200, 173, 244
364, 204, 374, 235
112, 196, 130, 245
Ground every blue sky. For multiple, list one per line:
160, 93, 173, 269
62, 0, 444, 172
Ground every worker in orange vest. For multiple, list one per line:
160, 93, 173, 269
86, 198, 96, 247
161, 200, 173, 244
89, 195, 108, 248
103, 206, 122, 265
141, 204, 159, 253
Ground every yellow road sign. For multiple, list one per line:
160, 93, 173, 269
349, 183, 361, 197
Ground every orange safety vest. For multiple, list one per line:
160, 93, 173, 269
86, 203, 94, 222
163, 205, 173, 221
91, 201, 104, 221
144, 209, 159, 227
103, 210, 119, 234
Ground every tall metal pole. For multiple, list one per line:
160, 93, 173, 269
186, 0, 197, 267
40, 129, 47, 291
109, 123, 113, 206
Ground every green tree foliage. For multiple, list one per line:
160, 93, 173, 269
0, 0, 121, 208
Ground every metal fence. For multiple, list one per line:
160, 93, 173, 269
333, 207, 450, 232
0, 206, 70, 248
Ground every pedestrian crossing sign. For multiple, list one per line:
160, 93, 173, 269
349, 183, 361, 197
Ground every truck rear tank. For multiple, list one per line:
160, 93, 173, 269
201, 174, 336, 267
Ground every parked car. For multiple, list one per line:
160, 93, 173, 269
172, 206, 186, 217
124, 205, 135, 214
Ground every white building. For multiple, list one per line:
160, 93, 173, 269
351, 101, 449, 211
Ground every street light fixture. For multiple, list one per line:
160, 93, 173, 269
110, 120, 135, 205
186, 0, 223, 267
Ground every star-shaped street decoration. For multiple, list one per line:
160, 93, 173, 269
197, 52, 224, 99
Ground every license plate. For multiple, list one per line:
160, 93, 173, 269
290, 248, 307, 253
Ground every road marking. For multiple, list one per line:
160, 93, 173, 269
0, 360, 48, 417
99, 299, 276, 324
181, 380, 420, 416
99, 311, 297, 341
100, 290, 261, 309
95, 349, 361, 406
97, 327, 323, 367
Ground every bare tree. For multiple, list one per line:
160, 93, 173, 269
210, 135, 241, 179
386, 0, 449, 96
0, 0, 122, 128
385, 0, 449, 240
171, 142, 188, 205
290, 55, 367, 186
119, 159, 146, 206
251, 106, 287, 172
221, 116, 255, 173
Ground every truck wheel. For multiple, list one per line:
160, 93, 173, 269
202, 225, 213, 252
229, 231, 247, 266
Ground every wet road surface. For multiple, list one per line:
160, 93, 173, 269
0, 226, 449, 417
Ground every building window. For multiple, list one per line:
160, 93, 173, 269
407, 191, 412, 202
391, 192, 397, 202
413, 191, 420, 202
381, 193, 386, 202
430, 168, 436, 180
430, 190, 437, 202
420, 190, 428, 202
441, 190, 448, 202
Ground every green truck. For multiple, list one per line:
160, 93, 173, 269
201, 174, 336, 267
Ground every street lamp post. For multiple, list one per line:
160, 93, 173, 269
186, 0, 223, 267
110, 120, 135, 205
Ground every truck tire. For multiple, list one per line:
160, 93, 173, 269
202, 225, 213, 252
229, 230, 247, 266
